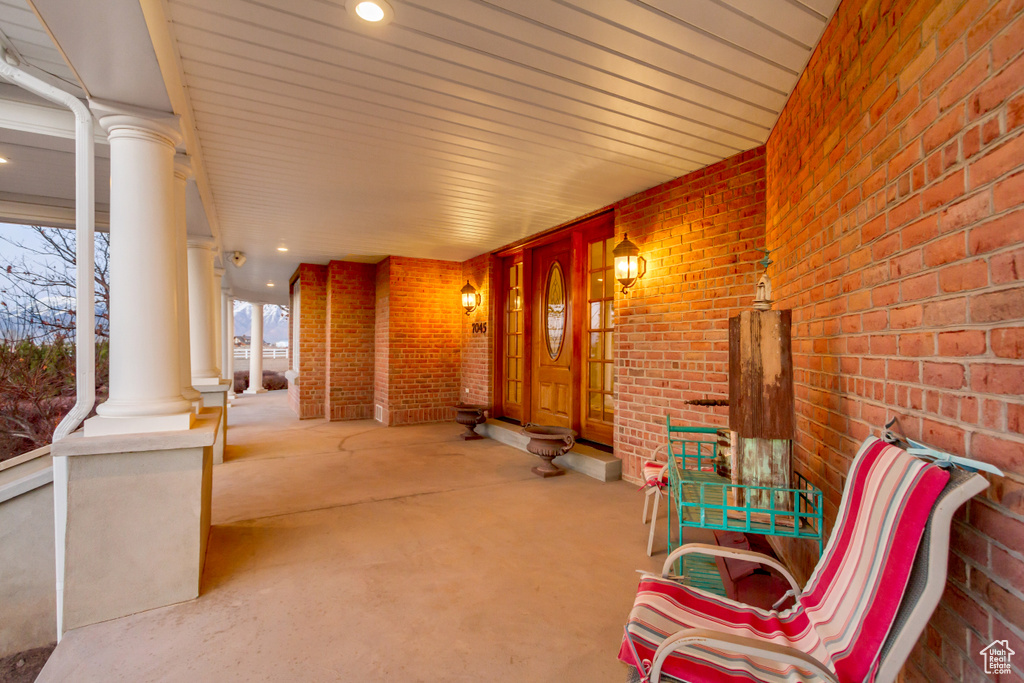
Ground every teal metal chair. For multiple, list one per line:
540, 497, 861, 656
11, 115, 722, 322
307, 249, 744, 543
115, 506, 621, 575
641, 418, 719, 556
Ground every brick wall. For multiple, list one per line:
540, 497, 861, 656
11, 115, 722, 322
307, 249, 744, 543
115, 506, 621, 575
374, 257, 390, 425
461, 253, 497, 407
384, 256, 463, 425
289, 263, 327, 419
288, 257, 464, 427
325, 260, 376, 421
765, 0, 1024, 679
613, 148, 767, 481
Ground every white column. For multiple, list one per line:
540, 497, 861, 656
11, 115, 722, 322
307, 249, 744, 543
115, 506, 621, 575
221, 291, 234, 398
86, 106, 193, 436
187, 240, 221, 384
212, 267, 224, 375
173, 155, 201, 407
226, 297, 236, 398
245, 302, 266, 394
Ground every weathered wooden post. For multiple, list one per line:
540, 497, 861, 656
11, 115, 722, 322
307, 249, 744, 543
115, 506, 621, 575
728, 255, 794, 509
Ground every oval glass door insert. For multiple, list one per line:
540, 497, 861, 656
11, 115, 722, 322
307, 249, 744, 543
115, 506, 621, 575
545, 261, 566, 359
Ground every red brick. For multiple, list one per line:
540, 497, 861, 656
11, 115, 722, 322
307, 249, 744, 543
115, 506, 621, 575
969, 50, 1024, 120
1009, 403, 1024, 434
939, 192, 991, 234
891, 359, 921, 382
921, 418, 966, 455
968, 209, 1024, 255
993, 13, 1024, 68
1010, 91, 1024, 132
991, 327, 1024, 358
969, 133, 1024, 188
921, 171, 965, 212
968, 0, 1024, 55
923, 297, 968, 326
904, 215, 941, 248
971, 363, 1024, 394
970, 288, 1024, 322
924, 234, 967, 267
903, 273, 938, 300
923, 362, 965, 389
990, 248, 1024, 284
973, 570, 1024, 632
872, 334, 898, 355
891, 304, 923, 329
994, 171, 1024, 211
922, 44, 966, 100
937, 330, 987, 356
973, 499, 1024, 550
872, 283, 900, 307
938, 53, 989, 111
939, 259, 989, 292
991, 545, 1024, 593
900, 332, 934, 356
929, 104, 966, 153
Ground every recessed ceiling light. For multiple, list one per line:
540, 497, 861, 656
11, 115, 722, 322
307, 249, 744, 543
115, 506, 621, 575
0, 157, 8, 164
267, 282, 275, 287
348, 0, 393, 24
277, 246, 288, 252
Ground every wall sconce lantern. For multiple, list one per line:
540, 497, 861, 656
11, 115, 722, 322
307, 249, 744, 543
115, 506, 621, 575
612, 233, 646, 295
461, 280, 482, 315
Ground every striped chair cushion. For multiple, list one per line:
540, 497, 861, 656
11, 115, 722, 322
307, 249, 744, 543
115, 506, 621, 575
619, 579, 824, 682
643, 456, 715, 488
619, 437, 949, 682
643, 461, 669, 487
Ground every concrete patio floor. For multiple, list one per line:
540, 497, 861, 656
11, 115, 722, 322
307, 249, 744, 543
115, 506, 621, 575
38, 391, 673, 682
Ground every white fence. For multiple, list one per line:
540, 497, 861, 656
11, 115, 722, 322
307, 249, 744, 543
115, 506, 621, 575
234, 348, 288, 359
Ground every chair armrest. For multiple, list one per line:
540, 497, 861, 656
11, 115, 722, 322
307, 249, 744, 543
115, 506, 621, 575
649, 628, 839, 683
661, 543, 802, 595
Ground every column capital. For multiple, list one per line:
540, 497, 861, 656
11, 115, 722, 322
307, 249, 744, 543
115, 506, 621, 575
213, 266, 225, 278
90, 99, 182, 147
187, 237, 217, 251
173, 154, 193, 181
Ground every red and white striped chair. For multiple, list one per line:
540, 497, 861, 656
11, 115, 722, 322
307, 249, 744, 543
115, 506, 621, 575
620, 436, 988, 683
641, 459, 670, 557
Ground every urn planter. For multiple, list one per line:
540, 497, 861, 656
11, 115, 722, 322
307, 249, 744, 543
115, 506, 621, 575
522, 424, 577, 478
454, 404, 489, 440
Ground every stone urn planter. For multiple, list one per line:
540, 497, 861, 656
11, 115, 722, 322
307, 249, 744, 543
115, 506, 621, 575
454, 404, 489, 440
521, 424, 577, 478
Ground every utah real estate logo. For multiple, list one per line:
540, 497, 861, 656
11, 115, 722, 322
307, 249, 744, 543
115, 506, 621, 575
980, 639, 1015, 676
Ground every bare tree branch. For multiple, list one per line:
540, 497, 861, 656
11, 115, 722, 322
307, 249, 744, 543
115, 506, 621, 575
0, 225, 109, 342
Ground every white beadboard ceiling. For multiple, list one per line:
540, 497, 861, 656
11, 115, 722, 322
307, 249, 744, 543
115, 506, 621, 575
1, 0, 839, 303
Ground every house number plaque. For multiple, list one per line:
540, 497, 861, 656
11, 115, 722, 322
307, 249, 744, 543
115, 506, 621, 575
472, 322, 488, 334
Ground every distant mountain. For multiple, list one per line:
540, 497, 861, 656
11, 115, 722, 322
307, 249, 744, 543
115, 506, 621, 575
234, 302, 289, 344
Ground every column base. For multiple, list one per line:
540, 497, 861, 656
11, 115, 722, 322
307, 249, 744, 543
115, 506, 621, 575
196, 381, 230, 465
84, 410, 195, 438
243, 387, 268, 394
51, 409, 219, 634
192, 375, 223, 386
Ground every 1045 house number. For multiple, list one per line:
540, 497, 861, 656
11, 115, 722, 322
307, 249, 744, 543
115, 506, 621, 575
472, 322, 487, 334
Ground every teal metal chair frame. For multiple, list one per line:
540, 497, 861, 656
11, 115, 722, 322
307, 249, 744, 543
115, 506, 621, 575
663, 418, 719, 552
663, 416, 825, 596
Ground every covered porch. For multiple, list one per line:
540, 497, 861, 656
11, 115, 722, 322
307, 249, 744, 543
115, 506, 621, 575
0, 0, 1021, 679
37, 389, 670, 681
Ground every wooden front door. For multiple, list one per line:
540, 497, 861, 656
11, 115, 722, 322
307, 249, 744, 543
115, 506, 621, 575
530, 238, 573, 429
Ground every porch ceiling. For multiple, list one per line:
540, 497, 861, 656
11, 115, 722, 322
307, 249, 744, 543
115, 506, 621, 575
166, 0, 838, 295
1, 0, 840, 303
